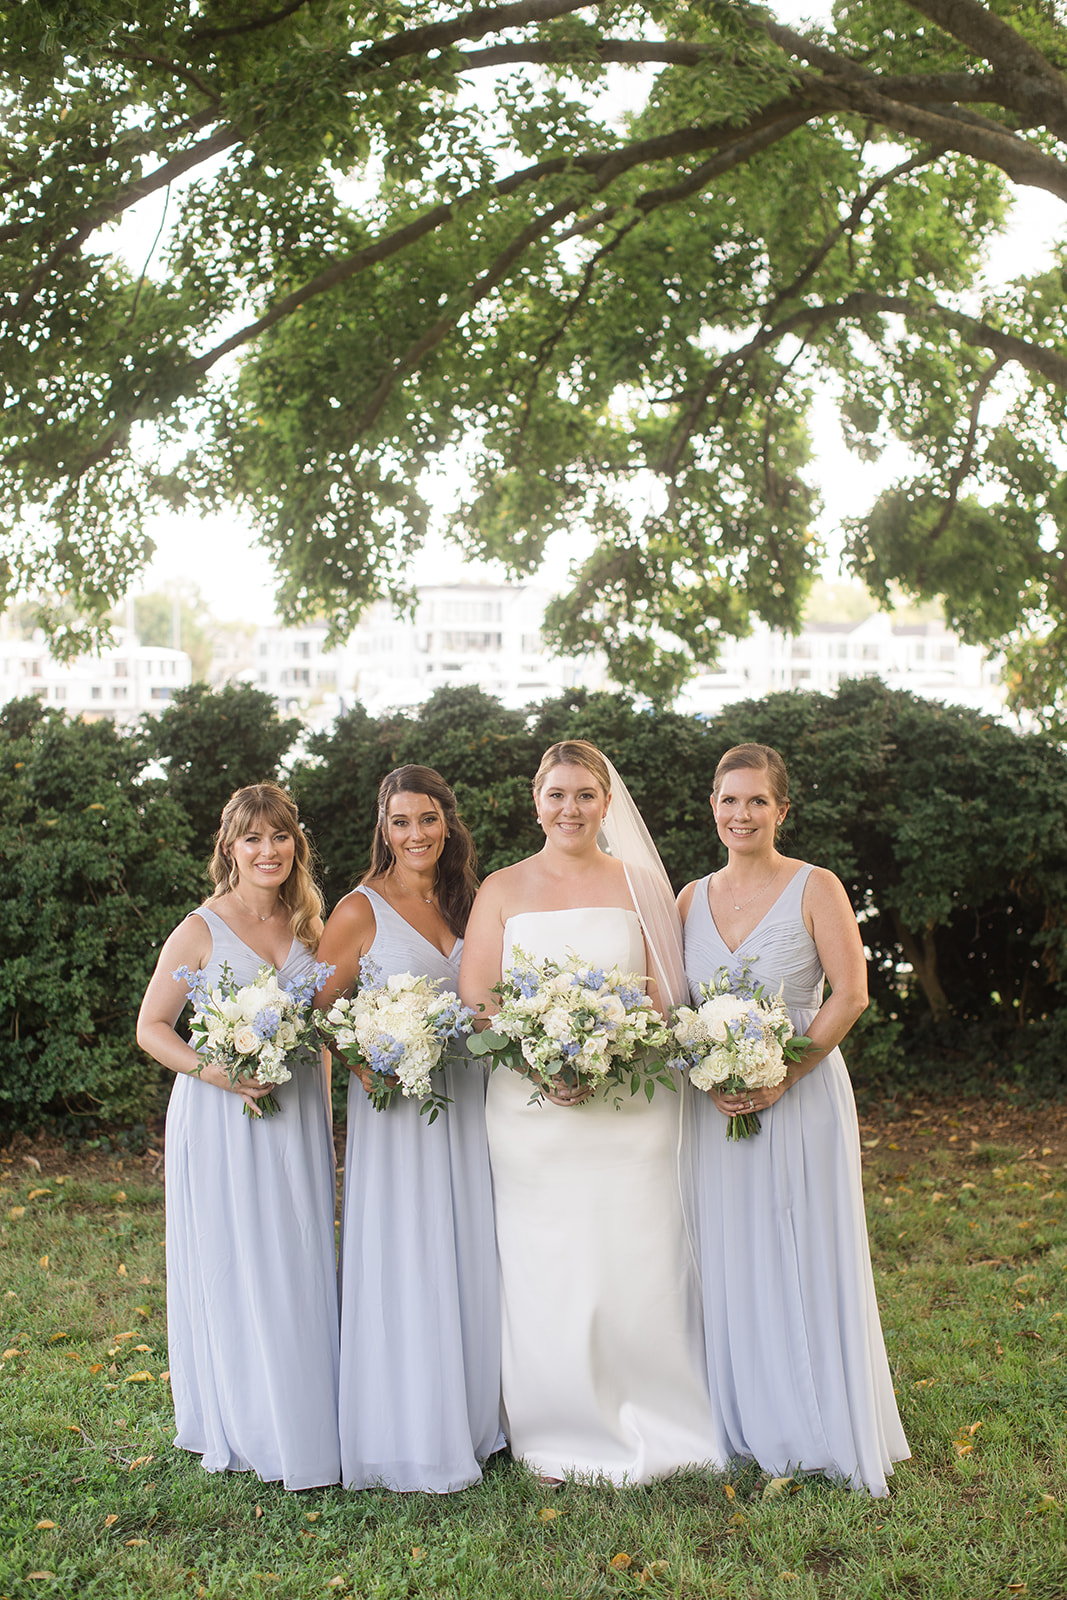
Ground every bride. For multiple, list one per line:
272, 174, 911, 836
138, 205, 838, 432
458, 739, 721, 1484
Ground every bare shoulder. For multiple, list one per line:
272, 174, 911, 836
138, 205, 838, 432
677, 879, 700, 920
323, 886, 377, 938
801, 863, 857, 929
164, 909, 215, 969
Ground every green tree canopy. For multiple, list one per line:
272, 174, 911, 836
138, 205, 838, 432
4, 1, 1067, 713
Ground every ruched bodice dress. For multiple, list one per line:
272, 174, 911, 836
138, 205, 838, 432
484, 907, 721, 1484
337, 887, 503, 1491
164, 906, 341, 1488
683, 866, 909, 1494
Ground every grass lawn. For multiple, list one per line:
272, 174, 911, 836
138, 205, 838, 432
1, 1099, 1064, 1600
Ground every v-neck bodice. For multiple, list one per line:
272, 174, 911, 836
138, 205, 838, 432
357, 886, 462, 974
683, 863, 824, 1017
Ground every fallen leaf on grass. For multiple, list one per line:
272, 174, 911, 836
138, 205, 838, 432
35, 1520, 56, 1530
411, 1547, 423, 1560
28, 1189, 51, 1200
611, 1553, 632, 1570
763, 1476, 793, 1499
780, 1575, 799, 1582
1028, 1495, 1059, 1516
112, 1192, 126, 1203
65, 1351, 82, 1363
113, 1331, 137, 1343
26, 1571, 55, 1580
3, 1347, 21, 1359
305, 1511, 320, 1522
104, 1515, 119, 1527
23, 1155, 42, 1172
1006, 1586, 1027, 1594
116, 1264, 127, 1278
254, 1505, 263, 1520
39, 1255, 50, 1269
8, 1206, 26, 1219
48, 1332, 68, 1343
728, 1512, 747, 1528
326, 1579, 346, 1590
723, 1483, 736, 1500
128, 1456, 154, 1471
133, 1344, 151, 1353
89, 1363, 104, 1374
537, 1507, 559, 1521
124, 1371, 153, 1383
124, 1539, 147, 1547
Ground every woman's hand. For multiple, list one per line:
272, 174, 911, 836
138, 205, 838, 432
536, 1072, 594, 1107
358, 1066, 397, 1097
197, 1057, 276, 1115
707, 1080, 791, 1119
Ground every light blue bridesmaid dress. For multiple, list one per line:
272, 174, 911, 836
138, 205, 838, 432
337, 887, 503, 1491
165, 905, 341, 1488
683, 865, 909, 1495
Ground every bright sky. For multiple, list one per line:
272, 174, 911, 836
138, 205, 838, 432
132, 13, 1065, 627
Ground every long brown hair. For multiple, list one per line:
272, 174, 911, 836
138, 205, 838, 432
364, 765, 479, 938
209, 782, 323, 951
712, 743, 789, 806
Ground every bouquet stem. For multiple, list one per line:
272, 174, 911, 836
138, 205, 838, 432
244, 1093, 281, 1119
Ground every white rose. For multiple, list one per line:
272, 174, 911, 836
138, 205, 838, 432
697, 994, 750, 1041
596, 994, 626, 1028
232, 1024, 259, 1055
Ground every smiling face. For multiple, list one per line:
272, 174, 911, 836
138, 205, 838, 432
228, 813, 296, 891
711, 766, 788, 855
535, 762, 610, 849
383, 791, 447, 874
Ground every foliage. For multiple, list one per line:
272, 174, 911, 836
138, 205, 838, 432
0, 700, 195, 1129
5, 3, 1067, 714
144, 682, 301, 859
2, 1131, 1065, 1597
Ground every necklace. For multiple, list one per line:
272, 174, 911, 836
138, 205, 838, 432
232, 889, 275, 923
391, 867, 437, 906
721, 864, 782, 913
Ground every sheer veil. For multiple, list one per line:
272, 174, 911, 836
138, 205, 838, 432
598, 758, 689, 1009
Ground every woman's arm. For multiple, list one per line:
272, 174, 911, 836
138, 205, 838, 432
457, 875, 508, 1026
314, 891, 377, 1087
136, 914, 275, 1114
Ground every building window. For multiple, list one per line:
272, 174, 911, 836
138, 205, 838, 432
112, 685, 128, 700
53, 686, 66, 701
861, 643, 879, 660
150, 686, 170, 700
114, 660, 129, 677
91, 685, 103, 700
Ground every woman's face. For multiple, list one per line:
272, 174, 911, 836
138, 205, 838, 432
711, 766, 787, 853
535, 763, 610, 849
384, 791, 447, 873
228, 813, 296, 891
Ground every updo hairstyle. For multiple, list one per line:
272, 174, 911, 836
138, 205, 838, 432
209, 782, 323, 951
364, 765, 479, 938
532, 739, 612, 800
713, 744, 790, 809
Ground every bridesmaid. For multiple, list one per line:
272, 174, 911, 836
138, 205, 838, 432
137, 783, 341, 1488
316, 765, 503, 1492
679, 743, 909, 1494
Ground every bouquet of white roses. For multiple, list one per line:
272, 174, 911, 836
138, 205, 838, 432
314, 959, 474, 1121
467, 947, 676, 1106
670, 961, 811, 1139
173, 959, 335, 1118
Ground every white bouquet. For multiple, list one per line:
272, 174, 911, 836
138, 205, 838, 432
670, 961, 811, 1139
173, 959, 334, 1118
314, 959, 474, 1121
467, 947, 676, 1106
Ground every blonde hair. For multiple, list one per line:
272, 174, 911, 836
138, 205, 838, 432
532, 739, 612, 800
208, 782, 322, 952
713, 744, 790, 808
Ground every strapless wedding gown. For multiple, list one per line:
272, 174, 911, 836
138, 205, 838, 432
484, 907, 721, 1484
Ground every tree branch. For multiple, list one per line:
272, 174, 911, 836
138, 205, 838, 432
925, 353, 1008, 551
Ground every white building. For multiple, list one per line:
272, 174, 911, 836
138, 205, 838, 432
675, 614, 1004, 720
251, 623, 353, 720
0, 629, 192, 722
348, 582, 607, 714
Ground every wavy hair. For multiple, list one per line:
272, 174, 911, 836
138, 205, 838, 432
532, 739, 612, 799
364, 765, 479, 938
208, 782, 323, 951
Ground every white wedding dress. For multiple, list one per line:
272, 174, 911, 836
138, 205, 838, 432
484, 907, 722, 1484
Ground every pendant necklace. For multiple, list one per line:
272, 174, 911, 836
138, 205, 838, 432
722, 863, 782, 912
232, 889, 274, 923
392, 868, 436, 906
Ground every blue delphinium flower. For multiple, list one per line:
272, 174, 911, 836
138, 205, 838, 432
253, 1006, 281, 1040
368, 1037, 405, 1075
282, 961, 336, 1007
173, 964, 209, 1008
575, 966, 606, 991
507, 966, 541, 999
